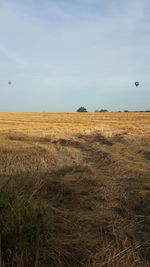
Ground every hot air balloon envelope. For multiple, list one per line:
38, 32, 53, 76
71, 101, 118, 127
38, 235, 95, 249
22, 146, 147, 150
135, 81, 139, 87
8, 81, 12, 85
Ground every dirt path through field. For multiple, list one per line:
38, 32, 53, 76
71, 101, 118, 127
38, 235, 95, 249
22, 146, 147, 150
56, 131, 150, 264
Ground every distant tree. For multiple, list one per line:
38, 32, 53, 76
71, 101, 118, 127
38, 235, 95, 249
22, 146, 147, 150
94, 109, 108, 112
124, 110, 129, 112
76, 107, 87, 112
99, 109, 108, 112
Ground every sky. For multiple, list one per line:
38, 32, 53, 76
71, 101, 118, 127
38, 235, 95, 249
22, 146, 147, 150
0, 0, 150, 111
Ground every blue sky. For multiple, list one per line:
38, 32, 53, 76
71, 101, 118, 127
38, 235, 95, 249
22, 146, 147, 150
0, 0, 150, 111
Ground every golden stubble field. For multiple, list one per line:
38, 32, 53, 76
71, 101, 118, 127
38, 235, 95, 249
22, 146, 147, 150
0, 112, 150, 267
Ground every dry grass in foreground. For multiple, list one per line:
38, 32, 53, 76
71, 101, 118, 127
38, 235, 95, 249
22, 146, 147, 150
0, 112, 150, 266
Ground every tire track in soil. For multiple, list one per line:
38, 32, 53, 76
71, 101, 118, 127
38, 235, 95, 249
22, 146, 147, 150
53, 133, 150, 263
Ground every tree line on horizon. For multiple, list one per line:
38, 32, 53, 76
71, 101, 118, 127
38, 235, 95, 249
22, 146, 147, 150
76, 107, 150, 113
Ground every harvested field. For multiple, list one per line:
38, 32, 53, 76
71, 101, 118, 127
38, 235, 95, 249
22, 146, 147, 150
0, 112, 150, 266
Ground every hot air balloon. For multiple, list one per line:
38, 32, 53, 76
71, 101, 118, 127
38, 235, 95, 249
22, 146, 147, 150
8, 81, 12, 85
135, 81, 139, 87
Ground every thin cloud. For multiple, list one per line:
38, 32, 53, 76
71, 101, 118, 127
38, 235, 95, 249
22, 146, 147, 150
0, 45, 28, 67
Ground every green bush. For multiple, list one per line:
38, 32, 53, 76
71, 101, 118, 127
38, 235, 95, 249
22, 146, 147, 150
76, 107, 87, 112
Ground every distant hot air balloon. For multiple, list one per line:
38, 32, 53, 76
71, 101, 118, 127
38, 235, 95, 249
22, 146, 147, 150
135, 81, 139, 87
8, 81, 12, 85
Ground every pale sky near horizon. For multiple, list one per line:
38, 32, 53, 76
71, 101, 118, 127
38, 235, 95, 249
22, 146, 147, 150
0, 0, 150, 111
